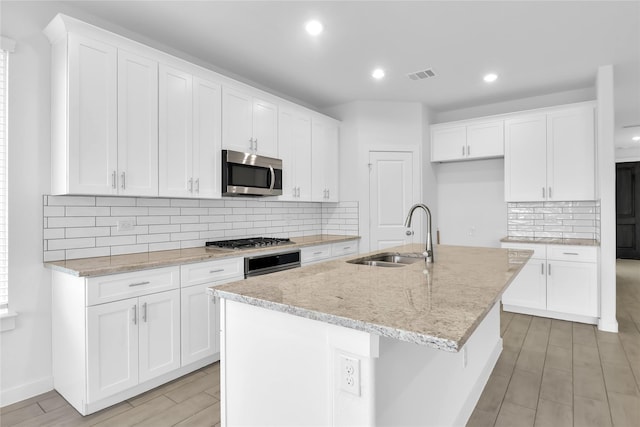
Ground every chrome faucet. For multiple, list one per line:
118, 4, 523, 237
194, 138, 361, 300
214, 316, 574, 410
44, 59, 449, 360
404, 203, 434, 263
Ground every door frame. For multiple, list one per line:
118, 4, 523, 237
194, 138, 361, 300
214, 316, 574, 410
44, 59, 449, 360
367, 145, 423, 252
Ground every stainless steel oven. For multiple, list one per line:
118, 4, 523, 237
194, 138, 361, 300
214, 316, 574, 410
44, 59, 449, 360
222, 150, 283, 196
244, 250, 301, 278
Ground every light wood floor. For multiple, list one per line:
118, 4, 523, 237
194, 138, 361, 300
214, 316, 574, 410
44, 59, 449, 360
1, 259, 639, 426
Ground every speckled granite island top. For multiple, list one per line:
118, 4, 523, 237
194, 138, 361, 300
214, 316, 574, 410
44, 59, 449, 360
45, 234, 359, 277
213, 244, 532, 353
500, 236, 599, 246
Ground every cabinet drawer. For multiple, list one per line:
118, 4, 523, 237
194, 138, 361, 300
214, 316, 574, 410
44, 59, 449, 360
547, 245, 597, 263
331, 241, 358, 258
501, 242, 546, 259
301, 244, 332, 264
87, 266, 179, 306
181, 258, 243, 287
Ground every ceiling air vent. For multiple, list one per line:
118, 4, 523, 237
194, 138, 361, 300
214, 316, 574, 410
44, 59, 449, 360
407, 68, 437, 81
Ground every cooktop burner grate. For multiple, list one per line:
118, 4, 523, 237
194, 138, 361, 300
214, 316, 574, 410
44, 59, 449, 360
205, 237, 292, 250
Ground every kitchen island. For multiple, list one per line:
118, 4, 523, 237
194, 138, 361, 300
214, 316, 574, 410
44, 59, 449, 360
212, 244, 531, 426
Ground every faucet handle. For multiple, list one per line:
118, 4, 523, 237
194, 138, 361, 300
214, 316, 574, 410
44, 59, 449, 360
405, 230, 414, 236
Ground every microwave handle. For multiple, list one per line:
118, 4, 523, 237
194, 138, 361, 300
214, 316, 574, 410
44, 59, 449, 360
268, 165, 275, 193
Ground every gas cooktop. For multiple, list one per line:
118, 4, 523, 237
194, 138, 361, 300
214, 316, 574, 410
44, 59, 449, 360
205, 237, 293, 250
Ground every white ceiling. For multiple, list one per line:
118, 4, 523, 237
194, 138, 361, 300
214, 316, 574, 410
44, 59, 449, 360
59, 1, 640, 147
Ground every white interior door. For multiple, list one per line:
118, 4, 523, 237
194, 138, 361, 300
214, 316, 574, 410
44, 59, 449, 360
369, 151, 416, 251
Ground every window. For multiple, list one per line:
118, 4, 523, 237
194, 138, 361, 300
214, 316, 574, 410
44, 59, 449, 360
0, 36, 14, 314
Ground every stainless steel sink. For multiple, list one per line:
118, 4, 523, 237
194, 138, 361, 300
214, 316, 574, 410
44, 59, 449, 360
347, 252, 426, 267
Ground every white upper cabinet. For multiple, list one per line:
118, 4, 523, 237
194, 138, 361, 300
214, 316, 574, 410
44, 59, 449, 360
279, 107, 312, 201
159, 65, 193, 198
504, 114, 547, 202
47, 28, 160, 196
117, 50, 159, 196
222, 86, 278, 157
159, 65, 221, 198
431, 120, 503, 162
45, 14, 339, 199
546, 106, 595, 201
61, 34, 118, 195
505, 103, 595, 202
311, 117, 339, 202
193, 77, 223, 199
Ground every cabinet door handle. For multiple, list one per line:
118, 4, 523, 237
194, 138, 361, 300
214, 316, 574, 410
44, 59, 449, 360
467, 146, 470, 156
209, 268, 225, 274
121, 172, 126, 190
563, 252, 579, 256
297, 187, 301, 198
327, 189, 330, 199
293, 187, 297, 197
548, 264, 551, 276
313, 251, 323, 255
542, 187, 546, 199
132, 305, 137, 325
195, 178, 200, 194
112, 171, 117, 189
142, 302, 147, 322
548, 187, 552, 199
129, 281, 150, 287
541, 263, 545, 275
188, 178, 193, 192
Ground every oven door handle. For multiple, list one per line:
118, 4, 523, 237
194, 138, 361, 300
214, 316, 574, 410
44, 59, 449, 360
268, 165, 275, 193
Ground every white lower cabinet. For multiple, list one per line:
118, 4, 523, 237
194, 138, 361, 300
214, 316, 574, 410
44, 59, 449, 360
301, 241, 359, 266
53, 266, 206, 416
87, 289, 180, 402
181, 283, 217, 366
501, 243, 599, 322
180, 257, 244, 366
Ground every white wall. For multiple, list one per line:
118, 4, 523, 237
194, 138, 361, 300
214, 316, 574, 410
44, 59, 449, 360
436, 159, 507, 248
616, 146, 640, 163
324, 101, 433, 253
1, 2, 58, 405
597, 65, 618, 333
434, 87, 595, 123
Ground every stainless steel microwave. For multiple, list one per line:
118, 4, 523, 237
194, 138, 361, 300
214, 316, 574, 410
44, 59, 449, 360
222, 150, 283, 196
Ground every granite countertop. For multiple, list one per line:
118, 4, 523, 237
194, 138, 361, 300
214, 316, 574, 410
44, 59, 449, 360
44, 234, 360, 277
500, 236, 599, 247
213, 244, 532, 353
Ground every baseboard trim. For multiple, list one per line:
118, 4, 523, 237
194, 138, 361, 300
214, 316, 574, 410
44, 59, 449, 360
503, 304, 598, 325
1, 376, 54, 408
598, 317, 619, 333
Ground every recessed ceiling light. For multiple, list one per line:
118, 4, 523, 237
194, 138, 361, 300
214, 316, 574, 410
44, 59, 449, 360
483, 73, 498, 83
305, 20, 323, 36
372, 68, 385, 80
633, 136, 640, 141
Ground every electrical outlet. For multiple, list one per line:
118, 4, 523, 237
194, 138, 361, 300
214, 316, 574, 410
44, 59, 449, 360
116, 219, 135, 232
340, 355, 360, 396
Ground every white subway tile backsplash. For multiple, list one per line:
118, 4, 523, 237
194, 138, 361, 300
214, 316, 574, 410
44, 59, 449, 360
66, 247, 110, 260
111, 244, 148, 256
148, 242, 180, 252
96, 216, 136, 227
44, 228, 65, 239
136, 216, 171, 225
44, 196, 358, 261
111, 207, 149, 216
136, 198, 171, 207
97, 235, 136, 247
66, 227, 110, 238
47, 217, 95, 228
47, 196, 95, 206
44, 206, 65, 217
171, 199, 200, 207
507, 200, 599, 240
149, 224, 181, 234
97, 197, 136, 207
66, 206, 111, 217
48, 237, 95, 251
149, 207, 181, 216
